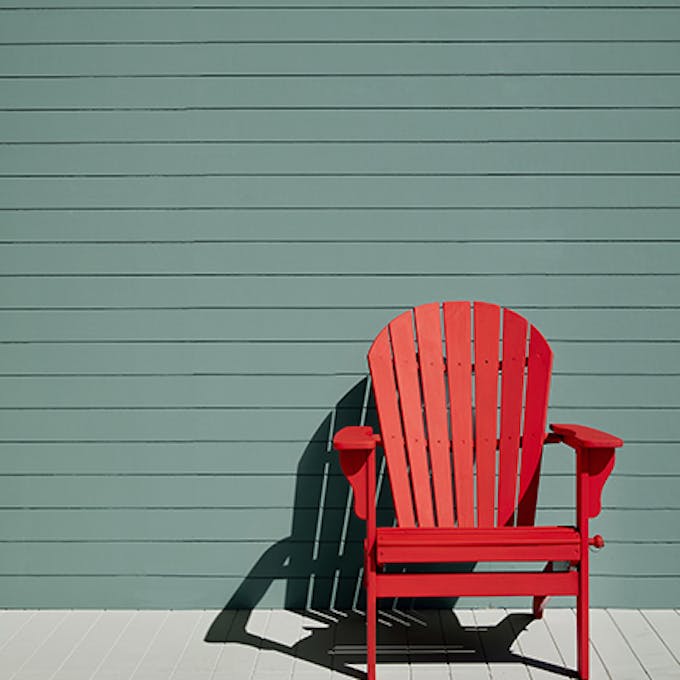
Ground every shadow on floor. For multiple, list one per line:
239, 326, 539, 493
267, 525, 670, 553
206, 608, 577, 679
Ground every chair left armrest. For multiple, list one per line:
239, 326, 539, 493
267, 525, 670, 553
549, 423, 623, 519
333, 426, 380, 521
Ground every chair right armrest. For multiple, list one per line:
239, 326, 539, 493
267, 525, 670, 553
550, 423, 623, 519
550, 423, 623, 450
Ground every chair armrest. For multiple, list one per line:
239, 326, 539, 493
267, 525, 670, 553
550, 423, 622, 519
333, 425, 381, 452
333, 426, 379, 521
550, 423, 623, 449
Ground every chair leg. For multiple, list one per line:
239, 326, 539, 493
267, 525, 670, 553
577, 565, 589, 680
366, 572, 376, 680
533, 595, 549, 619
533, 562, 553, 618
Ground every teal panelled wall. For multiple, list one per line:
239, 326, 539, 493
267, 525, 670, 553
0, 0, 679, 608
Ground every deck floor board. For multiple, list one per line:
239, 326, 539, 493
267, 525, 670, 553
0, 609, 677, 679
642, 609, 680, 667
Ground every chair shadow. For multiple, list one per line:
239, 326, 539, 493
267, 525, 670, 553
207, 607, 577, 679
205, 378, 576, 679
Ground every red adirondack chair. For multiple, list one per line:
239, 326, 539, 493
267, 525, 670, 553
333, 301, 622, 680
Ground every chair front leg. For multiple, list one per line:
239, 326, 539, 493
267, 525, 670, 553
364, 439, 377, 680
577, 447, 590, 680
577, 558, 589, 680
365, 542, 377, 680
334, 426, 379, 679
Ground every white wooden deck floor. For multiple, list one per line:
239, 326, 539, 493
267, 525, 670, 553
0, 609, 678, 680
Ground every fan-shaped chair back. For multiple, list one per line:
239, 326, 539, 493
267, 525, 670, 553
368, 301, 553, 529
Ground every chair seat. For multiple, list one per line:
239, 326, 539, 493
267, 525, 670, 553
376, 525, 580, 564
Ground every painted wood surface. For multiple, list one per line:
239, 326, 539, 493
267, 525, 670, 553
0, 0, 678, 608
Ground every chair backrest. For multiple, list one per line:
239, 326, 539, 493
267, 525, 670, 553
368, 301, 553, 529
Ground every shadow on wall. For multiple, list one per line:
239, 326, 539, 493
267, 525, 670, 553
214, 378, 379, 616
204, 379, 563, 677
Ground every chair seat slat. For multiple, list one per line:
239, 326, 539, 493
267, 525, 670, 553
377, 525, 580, 563
375, 571, 579, 599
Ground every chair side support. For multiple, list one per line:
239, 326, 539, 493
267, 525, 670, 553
333, 424, 379, 680
550, 422, 623, 680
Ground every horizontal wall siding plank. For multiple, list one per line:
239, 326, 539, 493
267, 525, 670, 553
0, 408, 343, 442
0, 374, 368, 408
4, 1, 680, 8
0, 441, 675, 477
549, 375, 680, 408
0, 374, 677, 409
4, 43, 680, 77
541, 443, 679, 476
0, 342, 370, 374
533, 510, 680, 543
0, 442, 264, 477
0, 508, 310, 542
2, 9, 680, 43
2, 242, 680, 275
0, 474, 304, 509
0, 473, 675, 510
0, 308, 677, 341
3, 143, 680, 176
2, 276, 679, 309
0, 342, 678, 377
4, 111, 680, 143
0, 542, 676, 579
537, 475, 680, 511
0, 442, 333, 475
0, 508, 676, 542
0, 408, 674, 443
0, 541, 354, 578
0, 478, 292, 510
2, 209, 679, 241
3, 76, 680, 108
2, 176, 680, 209
0, 575, 674, 609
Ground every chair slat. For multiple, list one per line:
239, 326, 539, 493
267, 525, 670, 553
473, 302, 501, 528
517, 325, 553, 526
415, 303, 454, 527
497, 309, 528, 527
443, 301, 474, 528
368, 327, 416, 527
389, 311, 435, 527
